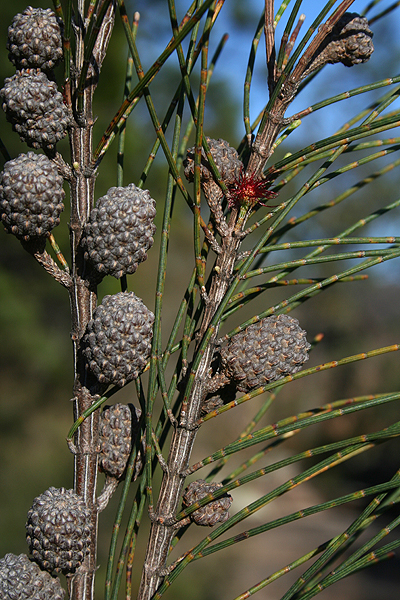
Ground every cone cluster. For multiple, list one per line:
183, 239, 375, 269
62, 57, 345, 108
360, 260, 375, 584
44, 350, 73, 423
0, 4, 158, 591
1, 6, 68, 151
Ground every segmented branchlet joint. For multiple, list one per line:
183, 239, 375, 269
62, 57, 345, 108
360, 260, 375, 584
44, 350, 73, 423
7, 7, 63, 72
182, 480, 232, 527
82, 292, 154, 389
0, 69, 70, 150
0, 553, 66, 600
304, 12, 374, 78
0, 152, 65, 242
82, 184, 156, 280
26, 487, 91, 575
219, 314, 310, 393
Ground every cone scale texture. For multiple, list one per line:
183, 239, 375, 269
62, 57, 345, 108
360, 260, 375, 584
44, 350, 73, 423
26, 487, 91, 574
0, 553, 65, 600
83, 183, 156, 279
220, 314, 310, 392
1, 70, 69, 149
7, 7, 63, 71
83, 292, 154, 388
99, 403, 141, 480
182, 480, 232, 527
0, 152, 64, 241
184, 137, 243, 184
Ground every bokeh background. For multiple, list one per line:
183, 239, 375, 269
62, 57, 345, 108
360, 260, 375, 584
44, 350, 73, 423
1, 1, 400, 598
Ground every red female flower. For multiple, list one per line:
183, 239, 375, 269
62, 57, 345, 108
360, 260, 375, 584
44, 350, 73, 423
228, 172, 277, 208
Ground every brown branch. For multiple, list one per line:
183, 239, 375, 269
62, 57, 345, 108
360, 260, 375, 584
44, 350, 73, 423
138, 204, 248, 600
282, 14, 306, 70
245, 0, 356, 180
265, 0, 276, 95
290, 0, 355, 82
67, 2, 116, 600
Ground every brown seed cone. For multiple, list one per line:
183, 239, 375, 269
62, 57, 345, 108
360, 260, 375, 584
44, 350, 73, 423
7, 7, 63, 71
0, 152, 64, 241
0, 553, 65, 599
325, 13, 374, 67
83, 184, 156, 279
0, 70, 70, 150
82, 292, 154, 388
182, 480, 232, 527
220, 314, 310, 393
99, 403, 142, 480
306, 12, 374, 77
183, 137, 243, 184
26, 487, 91, 574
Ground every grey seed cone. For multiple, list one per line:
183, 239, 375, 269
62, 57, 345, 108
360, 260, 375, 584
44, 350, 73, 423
308, 12, 374, 76
184, 137, 243, 184
99, 403, 142, 480
0, 553, 65, 600
0, 70, 70, 150
327, 13, 374, 67
82, 292, 154, 388
220, 314, 310, 392
0, 152, 64, 241
7, 7, 63, 71
182, 480, 232, 527
26, 487, 91, 575
83, 184, 156, 279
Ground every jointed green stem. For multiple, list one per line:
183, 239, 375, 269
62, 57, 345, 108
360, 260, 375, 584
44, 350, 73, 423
198, 476, 400, 561
154, 448, 400, 598
93, 0, 216, 165
243, 9, 264, 138
198, 390, 400, 458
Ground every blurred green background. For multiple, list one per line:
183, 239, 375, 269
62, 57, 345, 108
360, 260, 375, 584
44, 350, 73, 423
1, 1, 400, 598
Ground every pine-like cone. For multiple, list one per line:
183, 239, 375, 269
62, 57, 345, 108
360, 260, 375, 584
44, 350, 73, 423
7, 7, 63, 72
0, 152, 64, 241
0, 70, 70, 149
326, 13, 374, 67
82, 292, 154, 388
182, 480, 232, 527
0, 553, 65, 600
99, 403, 142, 480
309, 12, 374, 74
83, 184, 156, 279
183, 137, 243, 184
26, 487, 91, 574
220, 314, 310, 392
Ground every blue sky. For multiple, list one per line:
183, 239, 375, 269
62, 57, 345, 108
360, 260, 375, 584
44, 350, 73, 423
128, 0, 400, 142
